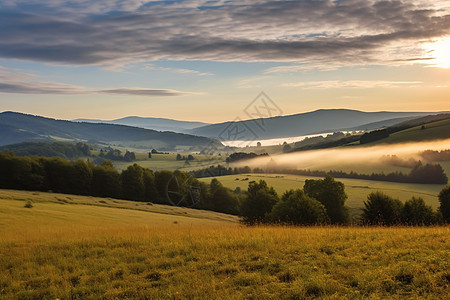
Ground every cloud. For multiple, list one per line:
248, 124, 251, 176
0, 68, 194, 96
281, 80, 423, 89
0, 1, 449, 68
143, 64, 213, 76
99, 88, 194, 96
0, 81, 87, 94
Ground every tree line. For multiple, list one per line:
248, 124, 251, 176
0, 152, 240, 215
0, 142, 91, 159
240, 175, 450, 226
190, 162, 448, 184
1, 152, 449, 225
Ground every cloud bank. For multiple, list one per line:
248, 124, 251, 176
0, 0, 449, 68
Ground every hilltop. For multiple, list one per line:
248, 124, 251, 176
74, 116, 210, 133
188, 109, 445, 140
0, 111, 221, 150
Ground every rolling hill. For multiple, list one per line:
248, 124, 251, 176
369, 117, 450, 145
188, 109, 445, 140
74, 116, 210, 133
0, 111, 221, 150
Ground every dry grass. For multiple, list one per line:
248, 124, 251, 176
0, 189, 449, 299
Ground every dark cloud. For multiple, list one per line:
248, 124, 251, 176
0, 1, 449, 67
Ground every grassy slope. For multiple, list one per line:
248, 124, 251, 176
199, 174, 445, 216
0, 189, 238, 234
368, 118, 450, 145
0, 189, 449, 299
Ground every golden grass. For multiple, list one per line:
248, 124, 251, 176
0, 189, 449, 299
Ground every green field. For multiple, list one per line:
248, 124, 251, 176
199, 174, 446, 217
112, 153, 225, 171
0, 189, 449, 299
374, 119, 450, 145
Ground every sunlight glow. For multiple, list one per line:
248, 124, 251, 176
427, 37, 450, 68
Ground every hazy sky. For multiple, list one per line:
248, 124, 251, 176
1, 0, 450, 122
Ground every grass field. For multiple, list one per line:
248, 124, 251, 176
199, 174, 446, 217
374, 119, 450, 145
0, 189, 449, 299
112, 153, 225, 171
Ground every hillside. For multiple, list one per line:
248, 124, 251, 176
0, 111, 221, 150
0, 189, 448, 299
188, 109, 442, 140
0, 189, 238, 229
365, 117, 450, 145
74, 116, 210, 133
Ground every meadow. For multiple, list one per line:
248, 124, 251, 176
111, 153, 225, 171
1, 189, 449, 299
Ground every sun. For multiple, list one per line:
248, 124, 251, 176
426, 37, 450, 68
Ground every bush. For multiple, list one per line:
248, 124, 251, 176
270, 189, 327, 225
362, 192, 403, 225
402, 197, 435, 225
438, 185, 450, 223
303, 175, 349, 224
24, 200, 33, 208
240, 180, 278, 225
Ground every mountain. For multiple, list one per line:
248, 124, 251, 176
188, 109, 446, 140
74, 116, 210, 133
0, 112, 220, 150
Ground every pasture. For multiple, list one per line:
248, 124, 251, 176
0, 190, 449, 299
112, 153, 225, 171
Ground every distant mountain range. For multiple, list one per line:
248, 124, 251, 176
187, 109, 448, 140
74, 116, 210, 133
0, 112, 220, 150
1, 109, 448, 149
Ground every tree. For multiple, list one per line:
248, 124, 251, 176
362, 192, 403, 225
123, 151, 136, 162
154, 170, 174, 204
240, 180, 278, 225
270, 189, 327, 225
360, 129, 389, 144
402, 197, 435, 225
121, 164, 145, 201
143, 168, 158, 202
209, 178, 239, 215
282, 144, 292, 153
70, 160, 93, 195
438, 185, 450, 223
91, 161, 122, 198
303, 175, 349, 224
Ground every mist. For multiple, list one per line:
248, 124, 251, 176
232, 139, 450, 173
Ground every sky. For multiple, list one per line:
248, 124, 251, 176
0, 0, 450, 123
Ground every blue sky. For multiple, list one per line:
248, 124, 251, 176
1, 0, 450, 122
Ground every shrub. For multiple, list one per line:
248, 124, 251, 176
240, 180, 278, 225
270, 189, 327, 225
438, 185, 450, 223
402, 197, 435, 225
362, 192, 403, 225
304, 175, 349, 224
24, 200, 33, 208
